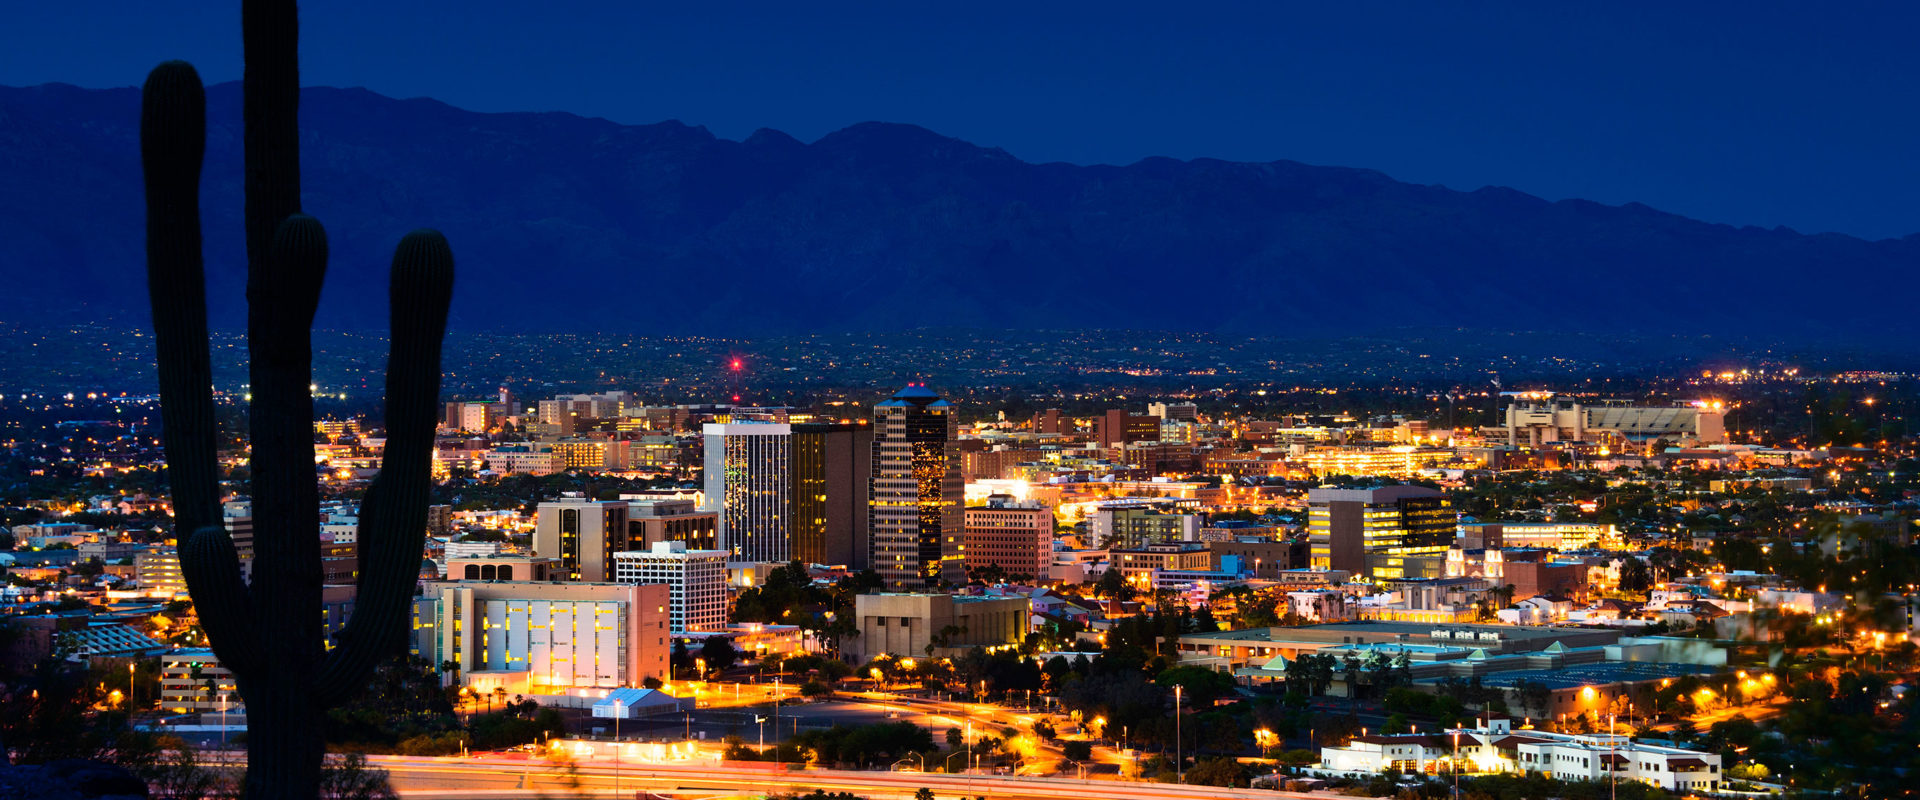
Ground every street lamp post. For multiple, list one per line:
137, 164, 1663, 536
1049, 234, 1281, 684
1452, 729, 1460, 800
1174, 684, 1183, 784
612, 699, 623, 800
756, 714, 767, 752
1609, 713, 1617, 800
128, 663, 136, 712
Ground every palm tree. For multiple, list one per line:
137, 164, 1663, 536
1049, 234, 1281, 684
1310, 654, 1336, 697
1282, 657, 1308, 695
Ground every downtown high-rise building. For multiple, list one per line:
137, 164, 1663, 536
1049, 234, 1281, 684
702, 422, 872, 566
1306, 485, 1454, 579
869, 384, 964, 588
533, 495, 631, 582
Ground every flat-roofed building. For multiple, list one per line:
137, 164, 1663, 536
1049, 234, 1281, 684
483, 445, 562, 476
625, 498, 721, 552
1207, 538, 1301, 579
1174, 620, 1622, 672
870, 385, 964, 587
160, 649, 240, 714
410, 580, 670, 690
1093, 409, 1162, 448
1319, 717, 1722, 792
1308, 485, 1453, 578
701, 422, 872, 566
448, 554, 559, 582
551, 438, 630, 471
1090, 502, 1203, 549
845, 592, 1029, 661
964, 495, 1051, 579
1500, 392, 1725, 447
1297, 446, 1454, 479
1110, 542, 1212, 582
613, 541, 729, 633
136, 548, 185, 593
533, 495, 630, 582
1457, 522, 1617, 551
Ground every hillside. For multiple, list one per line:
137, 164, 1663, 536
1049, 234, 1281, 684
1, 81, 1913, 341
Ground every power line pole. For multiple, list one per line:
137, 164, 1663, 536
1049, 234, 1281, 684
1175, 684, 1184, 784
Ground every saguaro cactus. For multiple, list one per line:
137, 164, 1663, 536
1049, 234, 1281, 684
141, 2, 454, 797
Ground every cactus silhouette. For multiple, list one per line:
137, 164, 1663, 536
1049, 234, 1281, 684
141, 1, 453, 797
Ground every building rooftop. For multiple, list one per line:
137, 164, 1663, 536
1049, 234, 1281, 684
1429, 661, 1714, 691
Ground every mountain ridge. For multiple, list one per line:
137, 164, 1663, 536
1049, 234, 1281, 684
1, 80, 1913, 343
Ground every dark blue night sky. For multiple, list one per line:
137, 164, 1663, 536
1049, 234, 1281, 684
7, 1, 1917, 239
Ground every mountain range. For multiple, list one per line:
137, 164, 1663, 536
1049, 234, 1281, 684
1, 81, 1914, 343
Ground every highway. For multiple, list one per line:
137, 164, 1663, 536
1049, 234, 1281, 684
372, 754, 1319, 800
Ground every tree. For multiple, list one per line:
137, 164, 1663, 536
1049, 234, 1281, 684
1061, 740, 1093, 762
1155, 666, 1236, 708
1094, 567, 1135, 602
1340, 652, 1363, 700
1183, 756, 1251, 787
1619, 556, 1652, 592
913, 789, 935, 800
140, 2, 455, 796
317, 753, 398, 800
1191, 606, 1220, 633
700, 637, 738, 673
671, 638, 694, 679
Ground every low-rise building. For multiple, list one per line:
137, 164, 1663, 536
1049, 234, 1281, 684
1110, 542, 1211, 580
1289, 590, 1355, 622
447, 554, 559, 582
160, 648, 240, 714
1317, 717, 1722, 792
135, 548, 185, 594
845, 593, 1030, 661
410, 580, 670, 691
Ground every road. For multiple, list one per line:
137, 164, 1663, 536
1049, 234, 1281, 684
373, 754, 1319, 800
1643, 697, 1788, 734
835, 691, 1068, 772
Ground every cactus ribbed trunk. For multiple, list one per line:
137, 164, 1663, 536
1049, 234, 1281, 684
140, 2, 455, 798
243, 5, 324, 791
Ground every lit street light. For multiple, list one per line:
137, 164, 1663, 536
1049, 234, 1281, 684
612, 698, 623, 800
1174, 684, 1184, 784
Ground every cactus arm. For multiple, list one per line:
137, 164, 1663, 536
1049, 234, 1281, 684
140, 61, 223, 541
179, 525, 260, 676
315, 230, 453, 705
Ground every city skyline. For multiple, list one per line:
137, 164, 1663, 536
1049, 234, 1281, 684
1, 2, 1916, 798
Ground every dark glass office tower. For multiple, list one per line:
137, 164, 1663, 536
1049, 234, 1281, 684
791, 422, 874, 568
870, 384, 964, 588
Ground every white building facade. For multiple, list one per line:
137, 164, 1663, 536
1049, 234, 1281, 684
613, 541, 730, 633
410, 581, 670, 691
1316, 717, 1721, 793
